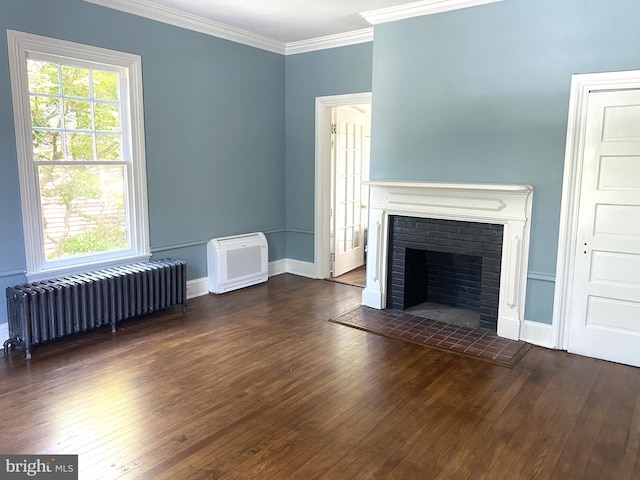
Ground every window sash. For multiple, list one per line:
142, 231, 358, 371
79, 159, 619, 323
7, 30, 150, 281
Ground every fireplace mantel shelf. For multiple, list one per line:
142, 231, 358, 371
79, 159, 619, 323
365, 180, 533, 194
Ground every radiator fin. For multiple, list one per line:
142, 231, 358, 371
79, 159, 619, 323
4, 259, 186, 359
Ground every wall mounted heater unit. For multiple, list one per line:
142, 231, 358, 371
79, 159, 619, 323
207, 232, 268, 294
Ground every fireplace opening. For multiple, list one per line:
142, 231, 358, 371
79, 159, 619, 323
387, 216, 503, 332
405, 248, 483, 313
403, 249, 483, 329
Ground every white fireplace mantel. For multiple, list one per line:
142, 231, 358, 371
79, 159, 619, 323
362, 181, 534, 340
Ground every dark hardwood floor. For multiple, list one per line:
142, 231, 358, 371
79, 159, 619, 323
326, 265, 366, 287
0, 274, 638, 479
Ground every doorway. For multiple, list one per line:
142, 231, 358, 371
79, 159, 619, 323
314, 93, 372, 282
553, 70, 640, 367
330, 104, 370, 280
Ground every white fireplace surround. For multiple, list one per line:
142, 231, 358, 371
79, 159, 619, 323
362, 181, 534, 340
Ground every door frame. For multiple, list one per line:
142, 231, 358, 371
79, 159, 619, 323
552, 70, 640, 349
314, 92, 372, 279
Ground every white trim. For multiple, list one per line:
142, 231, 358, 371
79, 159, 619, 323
82, 0, 374, 54
286, 29, 373, 55
82, 0, 286, 54
528, 271, 555, 283
7, 30, 151, 282
84, 0, 503, 53
361, 0, 505, 25
186, 277, 209, 299
286, 259, 317, 279
520, 320, 554, 349
268, 259, 287, 276
552, 69, 640, 350
189, 259, 323, 298
314, 93, 372, 281
362, 181, 533, 341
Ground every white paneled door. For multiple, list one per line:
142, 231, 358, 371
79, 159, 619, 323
332, 108, 367, 277
568, 89, 640, 366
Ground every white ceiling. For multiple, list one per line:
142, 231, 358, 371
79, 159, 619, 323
135, 0, 414, 43
83, 0, 503, 53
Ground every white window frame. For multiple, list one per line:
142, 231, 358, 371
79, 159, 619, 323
7, 30, 150, 281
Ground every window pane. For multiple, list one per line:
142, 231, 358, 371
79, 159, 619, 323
30, 95, 61, 128
66, 132, 94, 160
62, 65, 90, 98
32, 130, 63, 161
96, 133, 122, 161
63, 99, 92, 130
27, 60, 60, 95
12, 31, 148, 278
338, 227, 346, 254
95, 102, 120, 131
92, 70, 119, 101
346, 226, 354, 251
347, 150, 355, 176
39, 165, 128, 260
339, 124, 347, 149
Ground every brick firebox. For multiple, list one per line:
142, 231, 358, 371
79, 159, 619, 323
386, 216, 504, 332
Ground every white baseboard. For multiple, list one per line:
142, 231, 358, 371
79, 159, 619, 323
186, 277, 209, 299
188, 259, 318, 300
284, 259, 316, 279
520, 320, 554, 348
268, 259, 287, 276
497, 316, 521, 341
362, 287, 383, 309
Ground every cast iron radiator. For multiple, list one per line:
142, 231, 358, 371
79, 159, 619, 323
4, 259, 187, 359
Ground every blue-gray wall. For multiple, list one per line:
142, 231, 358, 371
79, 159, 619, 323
285, 44, 374, 260
3, 0, 637, 329
0, 0, 286, 323
370, 0, 640, 323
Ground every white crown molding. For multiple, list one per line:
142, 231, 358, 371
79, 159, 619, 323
82, 0, 373, 55
361, 0, 505, 25
286, 28, 373, 55
82, 0, 286, 54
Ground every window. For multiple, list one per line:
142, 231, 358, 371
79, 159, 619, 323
8, 31, 149, 281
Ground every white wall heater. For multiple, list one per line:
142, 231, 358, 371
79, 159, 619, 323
207, 232, 268, 294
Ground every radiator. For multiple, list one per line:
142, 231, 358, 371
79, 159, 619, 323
207, 232, 268, 294
4, 259, 186, 359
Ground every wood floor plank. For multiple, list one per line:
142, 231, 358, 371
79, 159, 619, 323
609, 373, 640, 479
0, 274, 639, 479
478, 351, 603, 480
